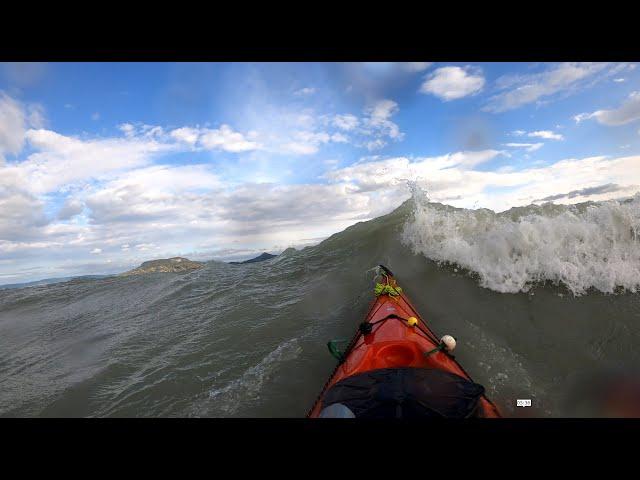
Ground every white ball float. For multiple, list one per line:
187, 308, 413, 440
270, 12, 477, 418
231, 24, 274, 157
441, 335, 457, 352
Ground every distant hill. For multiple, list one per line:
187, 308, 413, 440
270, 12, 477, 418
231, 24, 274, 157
120, 257, 204, 276
229, 252, 277, 265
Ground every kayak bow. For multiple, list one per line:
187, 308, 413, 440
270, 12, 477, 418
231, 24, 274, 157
308, 265, 501, 418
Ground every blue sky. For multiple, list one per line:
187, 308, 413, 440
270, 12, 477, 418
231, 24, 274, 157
1, 62, 640, 283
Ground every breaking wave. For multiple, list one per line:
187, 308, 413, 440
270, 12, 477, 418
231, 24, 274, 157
402, 188, 640, 295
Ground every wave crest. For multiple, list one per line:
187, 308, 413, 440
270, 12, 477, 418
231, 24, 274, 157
401, 191, 640, 294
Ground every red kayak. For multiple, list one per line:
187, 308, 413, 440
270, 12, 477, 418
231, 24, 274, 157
308, 265, 501, 418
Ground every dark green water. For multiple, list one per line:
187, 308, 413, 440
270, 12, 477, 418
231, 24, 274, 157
1, 200, 640, 417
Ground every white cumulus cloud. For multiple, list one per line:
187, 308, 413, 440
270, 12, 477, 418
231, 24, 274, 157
169, 127, 200, 145
419, 66, 485, 101
199, 125, 261, 152
166, 125, 261, 152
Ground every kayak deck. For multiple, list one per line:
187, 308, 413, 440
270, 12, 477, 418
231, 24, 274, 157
308, 268, 501, 418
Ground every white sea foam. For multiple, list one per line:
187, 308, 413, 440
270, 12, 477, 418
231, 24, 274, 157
401, 190, 640, 295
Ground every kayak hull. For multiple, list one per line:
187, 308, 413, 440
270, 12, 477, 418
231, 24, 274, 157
308, 270, 501, 418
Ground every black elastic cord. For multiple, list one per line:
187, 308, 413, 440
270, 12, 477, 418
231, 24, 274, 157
367, 314, 440, 345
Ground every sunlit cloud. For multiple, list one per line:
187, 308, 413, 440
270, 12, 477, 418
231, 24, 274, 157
420, 66, 485, 101
574, 91, 640, 126
484, 63, 635, 113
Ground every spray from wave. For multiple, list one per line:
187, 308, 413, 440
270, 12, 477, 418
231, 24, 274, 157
401, 183, 640, 295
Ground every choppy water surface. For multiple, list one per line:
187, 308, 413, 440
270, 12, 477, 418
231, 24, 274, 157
2, 196, 640, 417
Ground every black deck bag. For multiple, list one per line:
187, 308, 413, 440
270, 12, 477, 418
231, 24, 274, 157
321, 367, 485, 418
